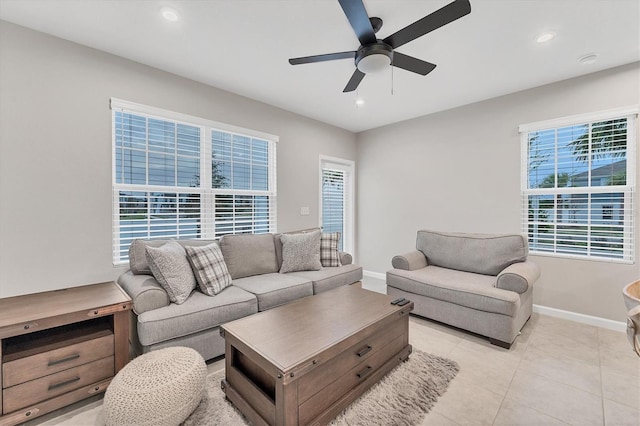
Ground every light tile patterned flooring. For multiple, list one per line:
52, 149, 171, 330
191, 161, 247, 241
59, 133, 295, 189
27, 276, 640, 426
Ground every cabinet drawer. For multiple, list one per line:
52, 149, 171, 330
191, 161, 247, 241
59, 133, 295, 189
3, 333, 114, 388
3, 356, 114, 414
298, 317, 406, 403
299, 333, 406, 425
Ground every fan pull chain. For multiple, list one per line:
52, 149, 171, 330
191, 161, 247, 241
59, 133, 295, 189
391, 64, 394, 96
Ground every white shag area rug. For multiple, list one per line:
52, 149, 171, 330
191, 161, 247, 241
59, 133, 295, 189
182, 349, 459, 426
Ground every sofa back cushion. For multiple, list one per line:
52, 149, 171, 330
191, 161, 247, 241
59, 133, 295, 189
416, 230, 528, 276
129, 239, 218, 275
219, 233, 279, 279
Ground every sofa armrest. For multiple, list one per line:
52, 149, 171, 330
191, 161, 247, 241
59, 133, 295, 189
495, 261, 540, 294
392, 251, 428, 271
339, 252, 353, 265
117, 270, 170, 315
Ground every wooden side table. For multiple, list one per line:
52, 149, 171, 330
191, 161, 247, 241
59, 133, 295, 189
0, 281, 132, 426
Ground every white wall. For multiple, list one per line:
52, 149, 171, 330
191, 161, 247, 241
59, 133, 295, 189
356, 62, 640, 322
0, 21, 356, 298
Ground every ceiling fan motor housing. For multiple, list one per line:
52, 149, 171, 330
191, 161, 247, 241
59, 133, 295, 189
355, 41, 393, 73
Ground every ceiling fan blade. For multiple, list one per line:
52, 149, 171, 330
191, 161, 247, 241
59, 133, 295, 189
391, 52, 437, 75
383, 0, 471, 49
289, 51, 356, 65
338, 0, 377, 46
343, 69, 366, 92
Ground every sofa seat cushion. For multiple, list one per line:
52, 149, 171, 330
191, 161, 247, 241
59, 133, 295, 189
233, 273, 313, 311
386, 266, 520, 317
137, 286, 257, 347
288, 264, 363, 294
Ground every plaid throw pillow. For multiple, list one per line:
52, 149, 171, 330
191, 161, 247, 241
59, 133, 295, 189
320, 232, 342, 267
185, 243, 232, 296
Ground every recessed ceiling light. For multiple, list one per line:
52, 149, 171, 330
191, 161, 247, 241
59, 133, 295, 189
355, 99, 365, 107
536, 31, 556, 43
161, 7, 180, 22
578, 53, 599, 65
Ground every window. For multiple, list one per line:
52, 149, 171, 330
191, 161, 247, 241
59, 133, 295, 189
520, 107, 637, 262
320, 157, 354, 254
111, 99, 277, 264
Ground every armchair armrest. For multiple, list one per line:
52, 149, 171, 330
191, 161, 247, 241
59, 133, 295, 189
117, 270, 170, 315
495, 261, 540, 294
339, 251, 353, 265
392, 250, 428, 271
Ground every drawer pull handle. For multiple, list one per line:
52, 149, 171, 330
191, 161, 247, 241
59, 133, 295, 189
356, 345, 372, 357
48, 354, 80, 366
356, 366, 373, 379
48, 377, 80, 391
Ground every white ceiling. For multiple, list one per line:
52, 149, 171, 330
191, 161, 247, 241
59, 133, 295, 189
1, 0, 638, 132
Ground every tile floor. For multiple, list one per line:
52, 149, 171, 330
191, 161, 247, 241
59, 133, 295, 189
26, 276, 640, 426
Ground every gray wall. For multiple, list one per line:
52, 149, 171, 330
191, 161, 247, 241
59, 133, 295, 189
357, 62, 640, 322
0, 21, 356, 298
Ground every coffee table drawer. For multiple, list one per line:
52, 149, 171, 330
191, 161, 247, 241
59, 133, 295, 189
3, 356, 114, 413
299, 333, 406, 425
298, 317, 405, 403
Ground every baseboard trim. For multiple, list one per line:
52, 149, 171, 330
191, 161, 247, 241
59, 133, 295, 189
363, 270, 386, 280
533, 304, 626, 332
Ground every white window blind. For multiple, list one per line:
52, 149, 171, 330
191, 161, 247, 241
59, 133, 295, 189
111, 99, 277, 264
520, 108, 637, 262
322, 167, 346, 251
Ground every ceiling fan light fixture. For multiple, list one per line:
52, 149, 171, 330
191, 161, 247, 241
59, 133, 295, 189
357, 53, 391, 73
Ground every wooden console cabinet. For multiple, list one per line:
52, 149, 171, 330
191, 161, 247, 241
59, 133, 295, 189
0, 282, 132, 426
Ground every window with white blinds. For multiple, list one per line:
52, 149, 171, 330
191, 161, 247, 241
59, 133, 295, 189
520, 107, 637, 262
111, 99, 277, 264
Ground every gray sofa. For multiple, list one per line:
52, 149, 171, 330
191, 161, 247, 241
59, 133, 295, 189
118, 233, 362, 361
387, 230, 540, 349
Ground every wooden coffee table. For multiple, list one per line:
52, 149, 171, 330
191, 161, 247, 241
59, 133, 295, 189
220, 284, 413, 426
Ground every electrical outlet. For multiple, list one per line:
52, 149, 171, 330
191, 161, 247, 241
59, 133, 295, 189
300, 207, 310, 216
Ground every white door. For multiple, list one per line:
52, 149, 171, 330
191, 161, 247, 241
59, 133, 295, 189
320, 156, 354, 254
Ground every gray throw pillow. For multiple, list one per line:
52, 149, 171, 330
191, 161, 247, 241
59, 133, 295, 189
145, 241, 196, 304
280, 230, 322, 273
185, 243, 232, 296
320, 232, 342, 267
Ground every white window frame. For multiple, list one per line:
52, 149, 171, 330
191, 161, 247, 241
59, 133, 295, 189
519, 105, 638, 263
319, 156, 355, 256
111, 98, 278, 265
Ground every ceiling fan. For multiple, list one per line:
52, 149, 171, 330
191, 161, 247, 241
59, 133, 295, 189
288, 0, 471, 92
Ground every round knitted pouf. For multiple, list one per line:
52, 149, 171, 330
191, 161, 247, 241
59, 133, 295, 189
103, 347, 207, 426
